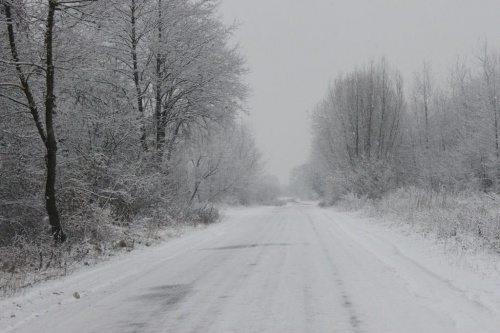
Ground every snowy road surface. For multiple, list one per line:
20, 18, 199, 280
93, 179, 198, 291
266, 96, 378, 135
3, 203, 500, 332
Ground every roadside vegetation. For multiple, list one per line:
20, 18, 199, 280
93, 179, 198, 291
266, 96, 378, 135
0, 0, 279, 297
293, 47, 500, 257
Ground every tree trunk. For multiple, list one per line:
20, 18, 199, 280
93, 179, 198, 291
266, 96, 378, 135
423, 83, 430, 150
44, 0, 66, 243
493, 97, 500, 183
130, 0, 148, 151
166, 121, 182, 162
4, 0, 65, 243
155, 0, 164, 162
377, 67, 387, 159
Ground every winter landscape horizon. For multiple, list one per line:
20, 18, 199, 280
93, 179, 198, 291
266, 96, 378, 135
1, 1, 500, 332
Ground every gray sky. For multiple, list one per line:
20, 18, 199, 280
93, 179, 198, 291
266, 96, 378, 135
219, 0, 500, 184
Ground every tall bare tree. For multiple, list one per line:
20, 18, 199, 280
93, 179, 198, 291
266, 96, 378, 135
1, 0, 97, 242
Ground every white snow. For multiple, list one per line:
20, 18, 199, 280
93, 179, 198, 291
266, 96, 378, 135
1, 203, 500, 332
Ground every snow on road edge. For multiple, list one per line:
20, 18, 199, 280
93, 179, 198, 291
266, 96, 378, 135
324, 208, 500, 318
2, 204, 499, 331
0, 207, 255, 331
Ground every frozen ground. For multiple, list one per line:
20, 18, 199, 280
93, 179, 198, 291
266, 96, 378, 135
1, 202, 500, 332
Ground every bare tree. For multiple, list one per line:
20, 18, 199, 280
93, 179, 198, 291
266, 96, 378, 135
151, 0, 248, 163
310, 59, 405, 199
477, 44, 500, 183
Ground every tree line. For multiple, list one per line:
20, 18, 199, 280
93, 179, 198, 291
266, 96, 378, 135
295, 46, 500, 203
0, 0, 267, 254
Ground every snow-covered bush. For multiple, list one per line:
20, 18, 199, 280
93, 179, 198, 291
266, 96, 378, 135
339, 187, 500, 254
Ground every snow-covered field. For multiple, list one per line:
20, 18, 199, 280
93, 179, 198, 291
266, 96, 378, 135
1, 202, 500, 332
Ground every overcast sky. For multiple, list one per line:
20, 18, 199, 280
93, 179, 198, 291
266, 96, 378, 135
219, 0, 500, 184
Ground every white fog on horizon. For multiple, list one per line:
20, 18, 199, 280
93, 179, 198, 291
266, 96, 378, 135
219, 0, 500, 185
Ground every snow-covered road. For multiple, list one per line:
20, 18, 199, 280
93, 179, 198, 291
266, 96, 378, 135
3, 203, 500, 332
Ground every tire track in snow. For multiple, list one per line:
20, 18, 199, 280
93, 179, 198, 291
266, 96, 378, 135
325, 211, 498, 309
318, 209, 500, 332
172, 209, 288, 332
306, 214, 363, 333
